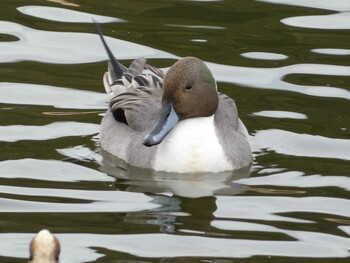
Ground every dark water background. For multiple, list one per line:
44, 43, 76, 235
0, 0, 349, 262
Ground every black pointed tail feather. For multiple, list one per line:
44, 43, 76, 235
93, 19, 126, 79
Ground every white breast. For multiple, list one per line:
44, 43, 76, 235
154, 115, 233, 173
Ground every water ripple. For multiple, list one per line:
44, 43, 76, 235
0, 1, 349, 263
0, 21, 176, 64
251, 110, 307, 119
237, 171, 350, 191
17, 5, 124, 23
259, 0, 350, 12
57, 145, 102, 163
208, 62, 350, 100
2, 231, 349, 262
0, 158, 110, 182
312, 48, 350, 55
282, 13, 350, 30
47, 0, 79, 7
100, 154, 250, 198
166, 24, 225, 30
215, 196, 350, 222
251, 129, 350, 161
0, 121, 99, 142
0, 82, 106, 109
241, 52, 288, 61
0, 185, 158, 213
212, 220, 350, 256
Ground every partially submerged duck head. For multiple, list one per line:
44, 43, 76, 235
29, 229, 60, 263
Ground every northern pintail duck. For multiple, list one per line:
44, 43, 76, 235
28, 229, 60, 263
96, 24, 253, 173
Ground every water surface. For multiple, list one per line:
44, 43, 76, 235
0, 0, 349, 262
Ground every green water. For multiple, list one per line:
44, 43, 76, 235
0, 0, 349, 262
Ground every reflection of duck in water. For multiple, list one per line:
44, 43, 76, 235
95, 22, 252, 173
100, 153, 251, 198
28, 230, 60, 263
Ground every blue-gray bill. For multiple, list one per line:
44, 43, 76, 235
143, 102, 179, 146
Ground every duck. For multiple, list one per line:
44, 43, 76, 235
28, 229, 60, 263
95, 23, 252, 173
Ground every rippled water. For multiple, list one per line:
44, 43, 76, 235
1, 0, 349, 262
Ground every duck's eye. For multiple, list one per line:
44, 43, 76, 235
185, 85, 192, 91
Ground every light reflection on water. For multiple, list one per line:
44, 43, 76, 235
0, 158, 109, 182
238, 171, 350, 191
0, 21, 177, 64
100, 152, 251, 198
282, 13, 350, 30
207, 62, 350, 100
0, 122, 99, 142
251, 129, 350, 161
2, 230, 349, 262
0, 185, 159, 213
241, 52, 288, 60
312, 48, 350, 55
0, 82, 106, 109
259, 0, 350, 12
17, 5, 124, 23
0, 0, 349, 262
251, 110, 308, 119
215, 195, 350, 222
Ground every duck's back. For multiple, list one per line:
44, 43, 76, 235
100, 57, 164, 168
